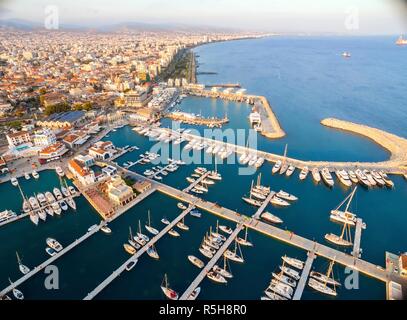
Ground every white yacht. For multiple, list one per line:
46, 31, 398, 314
16, 252, 30, 275
55, 167, 64, 177
272, 161, 282, 174
321, 168, 334, 187
68, 186, 77, 195
32, 170, 39, 179
282, 256, 304, 270
61, 186, 70, 197
24, 173, 30, 180
51, 202, 62, 215
36, 193, 47, 207
60, 200, 68, 211
276, 190, 298, 202
29, 213, 39, 225
311, 168, 321, 183
299, 167, 309, 180
308, 278, 337, 296
66, 197, 76, 210
261, 212, 283, 224
355, 169, 371, 188
11, 177, 19, 187
53, 188, 63, 200
285, 165, 296, 177
270, 195, 290, 207
348, 170, 359, 184
279, 265, 301, 280
335, 170, 352, 187
46, 238, 63, 252
267, 283, 292, 300
28, 196, 40, 210
272, 272, 297, 287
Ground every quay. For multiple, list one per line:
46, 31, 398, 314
83, 205, 196, 300
352, 218, 364, 258
0, 220, 106, 298
180, 224, 245, 300
119, 169, 406, 299
168, 126, 407, 175
292, 251, 316, 300
166, 112, 229, 128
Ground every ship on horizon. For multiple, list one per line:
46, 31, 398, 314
396, 35, 407, 46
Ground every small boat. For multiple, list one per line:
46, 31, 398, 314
137, 220, 150, 242
355, 169, 371, 188
276, 190, 298, 201
53, 188, 63, 200
16, 252, 30, 275
55, 166, 64, 177
37, 193, 47, 206
242, 196, 262, 207
190, 210, 202, 218
224, 241, 244, 263
124, 243, 136, 255
348, 171, 359, 184
279, 164, 289, 175
60, 201, 68, 211
186, 177, 196, 183
147, 245, 160, 260
272, 161, 282, 174
299, 167, 309, 180
161, 274, 179, 300
125, 260, 138, 271
321, 168, 334, 187
264, 289, 288, 301
236, 227, 253, 247
61, 186, 70, 198
272, 272, 297, 288
101, 225, 112, 234
189, 287, 201, 300
213, 257, 233, 279
44, 206, 54, 216
51, 203, 61, 216
29, 213, 39, 225
68, 186, 77, 195
285, 165, 296, 177
219, 225, 233, 235
371, 171, 386, 187
279, 265, 300, 280
176, 218, 189, 231
261, 212, 283, 224
267, 283, 292, 300
188, 255, 205, 269
335, 170, 352, 187
177, 203, 187, 210
270, 279, 296, 291
379, 172, 394, 188
199, 247, 214, 259
207, 271, 227, 284
168, 229, 180, 237
37, 210, 47, 221
311, 168, 321, 183
9, 279, 24, 300
145, 211, 159, 236
270, 196, 290, 207
308, 278, 337, 296
24, 173, 30, 180
161, 218, 170, 225
282, 256, 304, 270
46, 238, 63, 252
66, 198, 76, 210
32, 170, 39, 179
11, 177, 19, 187
45, 247, 57, 257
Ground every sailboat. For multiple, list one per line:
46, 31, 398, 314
16, 252, 30, 275
176, 217, 189, 231
308, 261, 339, 296
211, 223, 227, 242
128, 227, 141, 250
147, 244, 160, 260
160, 274, 179, 300
250, 180, 267, 200
310, 261, 341, 287
9, 279, 24, 300
279, 144, 289, 174
224, 240, 244, 263
330, 187, 359, 226
213, 256, 233, 279
137, 220, 150, 242
207, 271, 227, 284
325, 222, 353, 247
236, 226, 253, 247
145, 211, 159, 236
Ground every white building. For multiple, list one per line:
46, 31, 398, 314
32, 129, 57, 147
6, 131, 31, 149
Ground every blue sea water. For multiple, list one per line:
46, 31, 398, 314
0, 36, 406, 300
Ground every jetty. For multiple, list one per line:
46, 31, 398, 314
118, 168, 407, 299
292, 251, 316, 300
180, 224, 244, 300
0, 221, 105, 298
252, 191, 276, 219
183, 171, 211, 193
83, 205, 196, 300
352, 218, 364, 258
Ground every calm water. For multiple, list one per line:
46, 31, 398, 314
0, 36, 406, 300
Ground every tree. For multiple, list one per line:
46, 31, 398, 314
45, 102, 71, 115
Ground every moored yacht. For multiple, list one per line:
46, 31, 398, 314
46, 238, 63, 252
282, 256, 304, 270
32, 170, 39, 179
261, 212, 283, 224
11, 177, 19, 187
188, 255, 204, 269
308, 278, 337, 296
160, 274, 179, 300
321, 168, 334, 187
285, 165, 296, 177
276, 190, 298, 202
311, 168, 321, 183
299, 167, 309, 180
270, 195, 290, 207
335, 170, 352, 187
207, 271, 227, 284
272, 161, 282, 174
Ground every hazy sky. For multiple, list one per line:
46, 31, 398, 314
1, 0, 406, 34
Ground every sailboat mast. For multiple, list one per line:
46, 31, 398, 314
344, 187, 357, 213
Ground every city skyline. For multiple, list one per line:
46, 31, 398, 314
1, 0, 407, 34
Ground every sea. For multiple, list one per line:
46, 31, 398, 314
0, 36, 406, 300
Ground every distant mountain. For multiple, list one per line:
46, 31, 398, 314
0, 18, 240, 33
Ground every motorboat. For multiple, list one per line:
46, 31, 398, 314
177, 203, 187, 210
282, 256, 304, 270
168, 229, 180, 237
355, 169, 371, 188
37, 193, 48, 206
321, 168, 334, 187
55, 167, 64, 177
270, 196, 290, 207
24, 173, 30, 180
51, 202, 61, 215
68, 186, 77, 195
348, 170, 359, 184
285, 165, 296, 177
299, 167, 309, 180
190, 210, 202, 218
161, 274, 179, 300
32, 170, 39, 179
335, 170, 352, 187
272, 161, 282, 174
176, 219, 189, 231
261, 212, 283, 224
53, 188, 63, 200
161, 217, 170, 225
279, 265, 301, 280
188, 255, 205, 269
199, 247, 214, 259
124, 243, 136, 255
29, 213, 39, 225
37, 210, 47, 221
46, 247, 57, 257
101, 225, 112, 234
147, 245, 160, 260
46, 238, 63, 252
60, 201, 68, 211
61, 187, 70, 198
44, 206, 54, 216
125, 260, 138, 271
311, 168, 321, 183
11, 177, 19, 187
279, 163, 289, 175
276, 190, 298, 201
207, 271, 227, 284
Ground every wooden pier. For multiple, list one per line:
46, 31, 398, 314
292, 251, 316, 300
179, 224, 244, 300
183, 171, 211, 193
83, 205, 196, 300
0, 221, 106, 298
252, 191, 276, 219
352, 218, 364, 258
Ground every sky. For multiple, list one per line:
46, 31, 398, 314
0, 0, 406, 34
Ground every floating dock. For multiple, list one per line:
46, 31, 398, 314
292, 251, 316, 300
